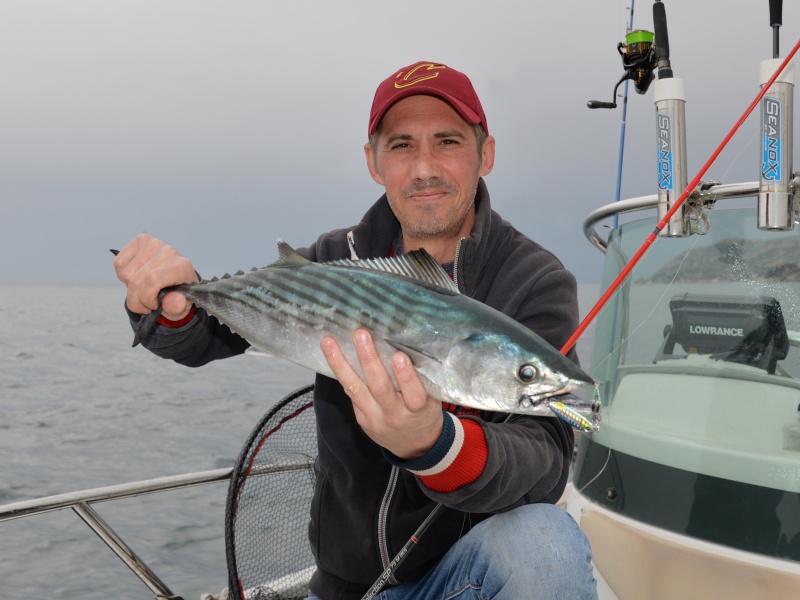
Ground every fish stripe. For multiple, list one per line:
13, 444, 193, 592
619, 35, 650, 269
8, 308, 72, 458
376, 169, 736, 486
278, 267, 445, 334
218, 268, 413, 337
277, 269, 397, 331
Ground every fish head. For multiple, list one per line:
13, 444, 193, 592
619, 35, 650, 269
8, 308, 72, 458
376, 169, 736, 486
514, 346, 595, 409
445, 333, 594, 414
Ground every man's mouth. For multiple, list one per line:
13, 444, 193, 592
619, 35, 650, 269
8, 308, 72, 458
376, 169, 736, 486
409, 190, 448, 201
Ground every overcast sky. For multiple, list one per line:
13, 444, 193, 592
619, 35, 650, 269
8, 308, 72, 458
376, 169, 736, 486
2, 0, 799, 286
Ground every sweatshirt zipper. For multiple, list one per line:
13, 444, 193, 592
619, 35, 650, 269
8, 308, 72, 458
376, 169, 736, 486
453, 237, 466, 290
377, 465, 400, 584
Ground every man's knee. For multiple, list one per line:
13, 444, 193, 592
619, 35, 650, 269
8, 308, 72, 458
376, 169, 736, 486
481, 504, 592, 565
457, 505, 596, 598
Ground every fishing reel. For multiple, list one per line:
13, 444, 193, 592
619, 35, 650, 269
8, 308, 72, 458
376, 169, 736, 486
588, 30, 657, 109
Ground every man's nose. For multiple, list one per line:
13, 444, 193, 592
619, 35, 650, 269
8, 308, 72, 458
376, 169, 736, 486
410, 145, 440, 181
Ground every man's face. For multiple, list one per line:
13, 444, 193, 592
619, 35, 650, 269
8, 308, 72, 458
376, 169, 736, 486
365, 95, 495, 244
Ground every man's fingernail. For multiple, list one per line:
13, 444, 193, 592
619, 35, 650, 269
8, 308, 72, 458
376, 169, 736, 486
392, 352, 408, 369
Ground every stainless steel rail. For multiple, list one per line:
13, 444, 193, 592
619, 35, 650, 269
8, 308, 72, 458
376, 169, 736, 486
0, 468, 233, 522
0, 468, 235, 600
583, 181, 762, 252
73, 501, 181, 600
0, 459, 314, 600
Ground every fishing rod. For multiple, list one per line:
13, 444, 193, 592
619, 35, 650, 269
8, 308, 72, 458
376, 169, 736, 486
772, 0, 783, 59
562, 2, 800, 356
360, 503, 446, 600
612, 0, 638, 227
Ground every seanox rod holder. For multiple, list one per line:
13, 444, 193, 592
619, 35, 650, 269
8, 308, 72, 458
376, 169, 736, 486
655, 77, 689, 237
653, 0, 690, 237
758, 58, 795, 230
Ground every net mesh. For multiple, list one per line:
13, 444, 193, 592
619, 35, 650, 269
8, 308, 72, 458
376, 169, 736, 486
225, 384, 317, 600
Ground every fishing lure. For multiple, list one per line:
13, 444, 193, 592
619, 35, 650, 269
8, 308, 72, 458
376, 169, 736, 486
547, 399, 601, 433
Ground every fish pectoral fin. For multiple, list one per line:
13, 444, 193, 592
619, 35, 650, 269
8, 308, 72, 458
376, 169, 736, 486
385, 339, 442, 364
245, 347, 274, 358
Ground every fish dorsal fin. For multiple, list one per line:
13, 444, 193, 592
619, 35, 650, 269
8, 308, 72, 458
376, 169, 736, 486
328, 249, 459, 293
270, 239, 458, 293
270, 239, 313, 267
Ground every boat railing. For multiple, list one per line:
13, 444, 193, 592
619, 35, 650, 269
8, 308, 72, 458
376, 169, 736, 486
0, 459, 314, 600
582, 179, 800, 252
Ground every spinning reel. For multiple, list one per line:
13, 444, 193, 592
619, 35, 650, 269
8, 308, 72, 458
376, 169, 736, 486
587, 29, 657, 110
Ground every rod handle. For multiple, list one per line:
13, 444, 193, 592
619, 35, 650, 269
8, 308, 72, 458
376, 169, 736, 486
653, 1, 673, 78
587, 100, 616, 109
770, 0, 783, 27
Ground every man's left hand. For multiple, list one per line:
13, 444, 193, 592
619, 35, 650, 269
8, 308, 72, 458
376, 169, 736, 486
320, 329, 444, 459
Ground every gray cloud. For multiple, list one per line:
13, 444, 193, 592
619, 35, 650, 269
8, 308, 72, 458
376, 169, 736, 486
1, 0, 798, 286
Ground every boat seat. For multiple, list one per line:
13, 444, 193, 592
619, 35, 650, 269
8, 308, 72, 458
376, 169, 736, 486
224, 384, 317, 600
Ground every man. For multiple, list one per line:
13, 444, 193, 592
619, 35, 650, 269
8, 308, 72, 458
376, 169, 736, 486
115, 61, 597, 599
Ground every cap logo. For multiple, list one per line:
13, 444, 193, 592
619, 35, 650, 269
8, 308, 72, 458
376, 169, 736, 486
394, 63, 446, 89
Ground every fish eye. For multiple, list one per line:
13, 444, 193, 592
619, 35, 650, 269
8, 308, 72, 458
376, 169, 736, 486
518, 364, 538, 383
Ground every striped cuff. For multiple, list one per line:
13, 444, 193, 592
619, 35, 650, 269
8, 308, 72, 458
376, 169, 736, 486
156, 306, 197, 328
384, 412, 488, 493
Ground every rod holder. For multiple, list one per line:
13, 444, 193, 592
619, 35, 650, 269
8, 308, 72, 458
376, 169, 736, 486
655, 78, 689, 236
758, 59, 795, 230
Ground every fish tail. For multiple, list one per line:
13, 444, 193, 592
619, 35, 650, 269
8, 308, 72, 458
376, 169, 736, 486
132, 303, 164, 347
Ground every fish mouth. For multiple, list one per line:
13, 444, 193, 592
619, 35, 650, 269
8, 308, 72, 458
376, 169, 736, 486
518, 390, 584, 411
517, 367, 594, 409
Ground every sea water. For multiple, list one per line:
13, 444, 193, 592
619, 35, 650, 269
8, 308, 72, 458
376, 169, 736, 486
0, 284, 598, 600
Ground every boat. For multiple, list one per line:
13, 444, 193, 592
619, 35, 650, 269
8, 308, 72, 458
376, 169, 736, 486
561, 1, 800, 598
563, 182, 800, 599
3, 2, 799, 599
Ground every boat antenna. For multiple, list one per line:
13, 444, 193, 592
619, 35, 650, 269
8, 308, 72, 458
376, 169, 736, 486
771, 0, 783, 58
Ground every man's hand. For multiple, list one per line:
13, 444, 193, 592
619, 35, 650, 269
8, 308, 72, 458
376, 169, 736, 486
113, 233, 199, 320
321, 329, 444, 459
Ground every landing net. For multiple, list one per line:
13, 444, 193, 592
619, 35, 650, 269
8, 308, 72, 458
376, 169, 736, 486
225, 384, 317, 600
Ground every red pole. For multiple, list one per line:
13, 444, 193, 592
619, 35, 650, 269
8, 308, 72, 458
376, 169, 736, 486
561, 38, 800, 356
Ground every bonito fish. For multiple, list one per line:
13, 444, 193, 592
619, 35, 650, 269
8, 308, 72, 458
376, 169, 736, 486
126, 241, 595, 419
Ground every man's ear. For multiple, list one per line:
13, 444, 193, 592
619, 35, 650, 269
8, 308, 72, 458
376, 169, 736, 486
364, 143, 385, 185
479, 135, 496, 177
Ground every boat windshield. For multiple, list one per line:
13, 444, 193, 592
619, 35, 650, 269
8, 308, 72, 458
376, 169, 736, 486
574, 206, 800, 563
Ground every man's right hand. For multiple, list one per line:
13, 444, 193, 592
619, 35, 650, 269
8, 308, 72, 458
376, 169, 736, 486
113, 233, 199, 320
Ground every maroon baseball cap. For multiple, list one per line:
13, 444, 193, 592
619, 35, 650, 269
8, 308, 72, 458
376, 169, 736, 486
368, 61, 488, 137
